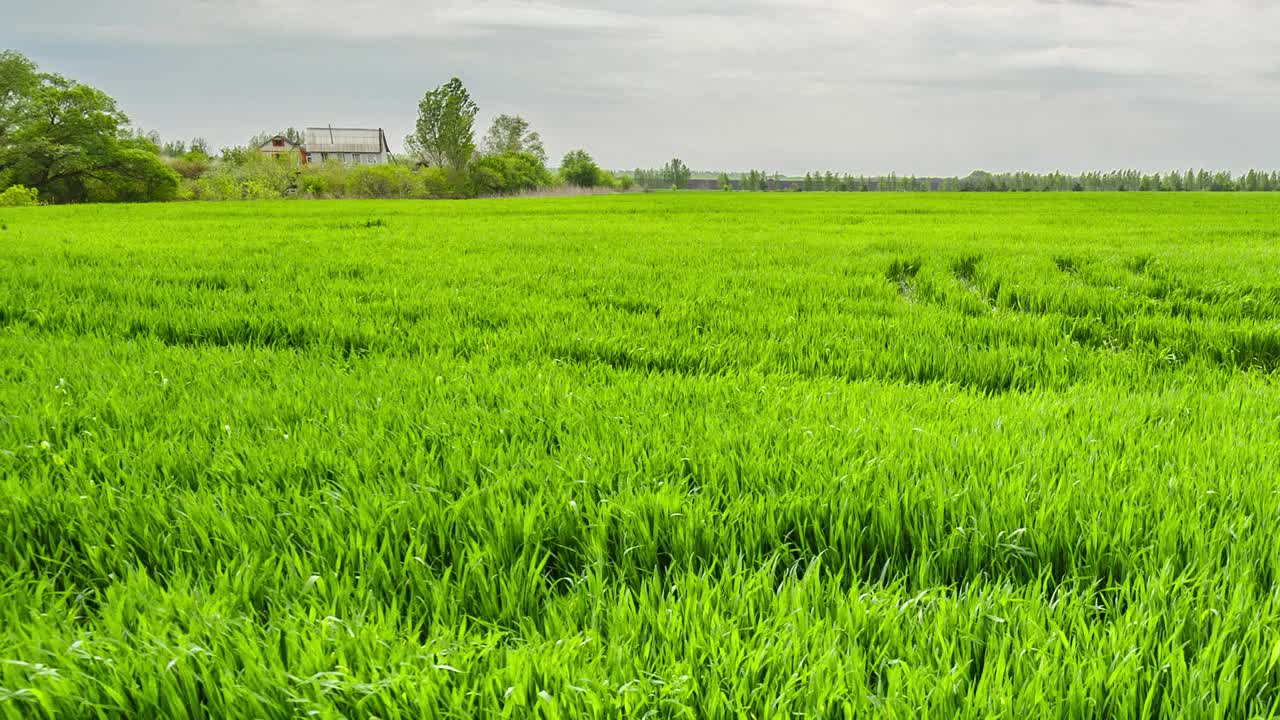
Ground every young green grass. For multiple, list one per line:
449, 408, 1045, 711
2, 193, 1280, 717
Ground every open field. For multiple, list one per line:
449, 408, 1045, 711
2, 193, 1280, 717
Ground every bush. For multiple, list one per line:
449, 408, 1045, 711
560, 149, 607, 188
301, 161, 349, 198
345, 164, 416, 199
0, 185, 39, 207
467, 152, 551, 196
187, 175, 240, 201
240, 180, 280, 200
191, 154, 297, 199
468, 163, 506, 197
298, 173, 331, 198
418, 167, 453, 199
179, 156, 487, 202
169, 154, 211, 180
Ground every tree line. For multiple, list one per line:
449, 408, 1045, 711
634, 168, 1280, 193
4, 47, 1280, 205
173, 76, 633, 201
0, 51, 627, 203
613, 164, 1280, 194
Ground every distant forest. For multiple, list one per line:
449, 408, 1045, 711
629, 166, 1280, 193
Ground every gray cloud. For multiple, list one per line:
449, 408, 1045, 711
4, 0, 1279, 174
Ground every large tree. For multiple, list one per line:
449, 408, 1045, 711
560, 149, 605, 188
662, 157, 691, 189
0, 51, 38, 149
0, 50, 178, 202
481, 114, 546, 164
405, 78, 478, 172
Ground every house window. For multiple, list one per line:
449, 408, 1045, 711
272, 137, 285, 147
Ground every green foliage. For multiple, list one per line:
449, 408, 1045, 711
718, 172, 732, 190
185, 154, 296, 200
217, 145, 256, 166
468, 162, 505, 196
344, 164, 417, 199
662, 157, 691, 189
167, 153, 211, 180
0, 50, 178, 203
0, 50, 39, 146
481, 114, 546, 164
5, 194, 1280, 715
741, 169, 770, 191
469, 151, 551, 196
297, 172, 331, 198
560, 149, 608, 188
724, 169, 1280, 193
0, 183, 37, 206
239, 179, 279, 200
406, 77, 478, 172
417, 166, 453, 199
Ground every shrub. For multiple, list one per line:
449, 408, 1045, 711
0, 185, 39, 207
345, 164, 416, 199
240, 180, 280, 200
169, 154, 211, 180
345, 166, 394, 199
298, 173, 331, 198
469, 163, 506, 197
302, 161, 349, 199
468, 152, 550, 196
191, 154, 297, 199
418, 167, 453, 199
188, 175, 240, 201
560, 149, 605, 188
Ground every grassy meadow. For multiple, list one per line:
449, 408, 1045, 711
2, 193, 1280, 717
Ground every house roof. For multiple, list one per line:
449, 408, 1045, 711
304, 127, 389, 154
258, 135, 301, 151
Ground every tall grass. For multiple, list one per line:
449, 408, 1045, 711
1, 193, 1280, 717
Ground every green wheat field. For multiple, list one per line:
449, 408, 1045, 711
3, 193, 1280, 718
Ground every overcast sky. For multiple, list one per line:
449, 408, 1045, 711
5, 0, 1279, 175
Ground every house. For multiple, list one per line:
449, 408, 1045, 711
303, 127, 391, 166
257, 135, 305, 163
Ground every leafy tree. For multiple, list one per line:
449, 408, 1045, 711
0, 51, 38, 144
718, 172, 732, 191
406, 78, 478, 172
218, 145, 255, 166
161, 139, 187, 157
560, 149, 606, 188
0, 53, 178, 203
662, 157, 691, 189
0, 51, 38, 188
481, 114, 546, 164
470, 152, 551, 196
